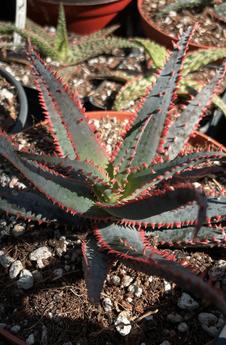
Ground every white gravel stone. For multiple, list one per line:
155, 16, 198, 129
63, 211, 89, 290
26, 333, 35, 345
115, 311, 131, 336
167, 312, 183, 323
121, 275, 133, 288
111, 275, 121, 286
177, 293, 199, 310
9, 260, 23, 279
178, 322, 189, 332
10, 325, 21, 333
198, 312, 224, 337
17, 269, 34, 290
29, 246, 52, 268
12, 223, 26, 236
163, 280, 171, 292
0, 254, 15, 268
159, 341, 171, 345
135, 287, 143, 298
103, 297, 113, 313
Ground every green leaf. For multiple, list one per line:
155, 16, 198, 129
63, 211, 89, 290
113, 27, 193, 172
0, 134, 108, 218
164, 65, 226, 160
133, 38, 167, 69
29, 47, 109, 168
146, 225, 226, 247
54, 3, 71, 61
0, 186, 80, 225
82, 237, 112, 304
95, 223, 226, 316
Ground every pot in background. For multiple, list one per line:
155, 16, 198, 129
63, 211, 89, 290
27, 0, 133, 35
137, 0, 222, 50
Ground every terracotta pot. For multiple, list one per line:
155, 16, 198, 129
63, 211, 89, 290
137, 0, 223, 50
27, 0, 132, 35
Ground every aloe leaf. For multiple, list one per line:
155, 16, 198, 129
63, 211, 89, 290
95, 223, 226, 316
126, 151, 226, 197
54, 3, 71, 62
71, 36, 139, 64
102, 185, 206, 233
146, 226, 226, 247
165, 65, 226, 160
29, 47, 109, 168
0, 21, 58, 60
182, 48, 226, 76
20, 152, 110, 184
113, 27, 193, 172
133, 38, 167, 69
0, 135, 108, 219
0, 187, 80, 225
125, 194, 226, 229
82, 237, 112, 304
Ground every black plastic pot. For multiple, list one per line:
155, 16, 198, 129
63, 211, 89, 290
0, 66, 28, 134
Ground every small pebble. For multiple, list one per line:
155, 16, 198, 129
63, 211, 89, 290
177, 293, 199, 310
0, 254, 15, 268
111, 275, 121, 286
178, 322, 188, 332
121, 275, 133, 288
26, 333, 35, 345
115, 311, 131, 336
198, 312, 224, 337
17, 269, 34, 290
12, 223, 25, 236
163, 280, 171, 292
9, 260, 23, 279
167, 313, 183, 323
10, 325, 21, 333
53, 268, 64, 280
103, 297, 113, 313
29, 246, 52, 268
159, 341, 171, 345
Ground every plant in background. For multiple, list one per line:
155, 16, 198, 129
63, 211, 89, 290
156, 0, 225, 20
0, 28, 226, 316
0, 3, 138, 64
114, 39, 226, 114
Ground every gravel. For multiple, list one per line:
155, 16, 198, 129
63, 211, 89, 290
177, 292, 199, 310
115, 311, 132, 336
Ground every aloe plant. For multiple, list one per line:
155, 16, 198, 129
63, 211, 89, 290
114, 42, 226, 113
0, 3, 138, 64
0, 28, 226, 315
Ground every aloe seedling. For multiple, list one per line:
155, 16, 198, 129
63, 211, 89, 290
0, 28, 226, 314
0, 3, 138, 64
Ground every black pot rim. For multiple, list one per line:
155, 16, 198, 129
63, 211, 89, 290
0, 66, 28, 134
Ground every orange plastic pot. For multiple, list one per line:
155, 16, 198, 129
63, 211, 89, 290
27, 0, 132, 35
137, 0, 222, 50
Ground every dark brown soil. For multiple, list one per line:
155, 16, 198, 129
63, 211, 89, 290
142, 0, 226, 47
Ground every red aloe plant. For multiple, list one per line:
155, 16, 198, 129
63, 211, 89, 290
0, 27, 226, 315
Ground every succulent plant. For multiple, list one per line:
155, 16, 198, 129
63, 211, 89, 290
156, 0, 212, 16
156, 0, 226, 25
0, 28, 226, 315
0, 3, 138, 64
114, 42, 226, 113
